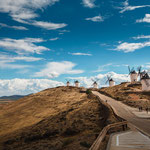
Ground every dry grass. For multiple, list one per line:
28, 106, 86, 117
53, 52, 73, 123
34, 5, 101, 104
0, 86, 120, 150
99, 82, 150, 109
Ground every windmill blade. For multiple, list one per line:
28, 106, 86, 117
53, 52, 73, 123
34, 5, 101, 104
128, 66, 131, 74
91, 79, 95, 82
131, 67, 134, 72
137, 66, 142, 74
105, 79, 109, 84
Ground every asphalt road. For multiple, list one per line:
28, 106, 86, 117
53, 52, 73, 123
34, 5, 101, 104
92, 91, 150, 136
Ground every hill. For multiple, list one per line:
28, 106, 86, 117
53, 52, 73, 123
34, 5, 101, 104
99, 82, 150, 109
0, 86, 120, 150
0, 95, 25, 105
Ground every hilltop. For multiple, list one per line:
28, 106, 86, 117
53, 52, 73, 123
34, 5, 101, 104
0, 86, 120, 150
99, 82, 150, 109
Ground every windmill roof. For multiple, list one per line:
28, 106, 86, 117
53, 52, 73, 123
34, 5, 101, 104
141, 73, 150, 80
109, 78, 114, 81
130, 70, 137, 74
75, 81, 79, 83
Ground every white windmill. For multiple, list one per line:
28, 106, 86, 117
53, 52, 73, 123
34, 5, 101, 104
106, 75, 115, 87
128, 66, 138, 83
74, 80, 80, 87
91, 79, 99, 89
137, 66, 146, 81
141, 73, 150, 91
66, 79, 71, 86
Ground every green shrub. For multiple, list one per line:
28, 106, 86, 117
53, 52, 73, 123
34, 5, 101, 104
86, 89, 92, 95
62, 138, 74, 147
80, 141, 91, 148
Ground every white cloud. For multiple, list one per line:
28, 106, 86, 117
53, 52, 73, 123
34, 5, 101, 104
115, 41, 150, 53
32, 21, 67, 30
120, 0, 150, 13
68, 72, 129, 88
0, 23, 28, 30
136, 14, 150, 23
0, 0, 67, 30
0, 53, 43, 62
0, 78, 64, 96
85, 15, 104, 22
49, 37, 59, 41
0, 38, 49, 54
34, 61, 84, 78
82, 0, 96, 8
133, 35, 150, 40
94, 63, 112, 72
0, 0, 59, 22
69, 52, 92, 56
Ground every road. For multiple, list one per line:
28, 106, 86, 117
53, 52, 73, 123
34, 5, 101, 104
92, 91, 150, 136
109, 131, 150, 150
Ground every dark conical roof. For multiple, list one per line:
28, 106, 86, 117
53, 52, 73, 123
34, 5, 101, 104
74, 80, 79, 83
130, 70, 137, 74
141, 73, 150, 80
109, 78, 114, 82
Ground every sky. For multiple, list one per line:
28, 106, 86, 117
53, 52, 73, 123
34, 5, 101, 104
0, 0, 150, 96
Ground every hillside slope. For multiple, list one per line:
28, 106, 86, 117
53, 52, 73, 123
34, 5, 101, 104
99, 82, 150, 109
0, 86, 120, 150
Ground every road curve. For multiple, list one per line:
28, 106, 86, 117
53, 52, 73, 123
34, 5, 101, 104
92, 91, 150, 136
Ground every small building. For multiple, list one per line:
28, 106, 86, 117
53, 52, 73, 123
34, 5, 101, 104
130, 70, 138, 83
74, 80, 80, 87
109, 78, 115, 87
66, 81, 70, 86
141, 73, 150, 91
93, 81, 98, 89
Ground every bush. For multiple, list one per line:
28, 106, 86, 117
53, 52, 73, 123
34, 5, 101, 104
62, 138, 74, 147
80, 141, 91, 148
86, 89, 92, 95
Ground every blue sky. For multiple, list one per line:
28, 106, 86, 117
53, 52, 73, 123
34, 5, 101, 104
0, 0, 150, 95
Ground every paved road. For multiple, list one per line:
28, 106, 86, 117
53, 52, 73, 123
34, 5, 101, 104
109, 131, 150, 150
92, 91, 150, 136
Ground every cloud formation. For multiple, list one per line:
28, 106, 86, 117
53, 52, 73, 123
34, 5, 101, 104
69, 52, 92, 56
133, 35, 150, 40
85, 15, 104, 22
0, 78, 64, 96
0, 38, 49, 54
34, 61, 84, 78
115, 41, 150, 53
120, 0, 150, 13
68, 72, 129, 87
136, 14, 150, 23
82, 0, 96, 8
0, 23, 28, 30
0, 0, 67, 30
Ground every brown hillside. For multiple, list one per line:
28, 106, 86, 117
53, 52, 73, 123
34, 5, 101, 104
0, 86, 120, 150
99, 82, 150, 109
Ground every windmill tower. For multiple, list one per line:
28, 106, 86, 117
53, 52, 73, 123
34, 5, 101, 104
66, 79, 71, 86
141, 73, 150, 91
106, 76, 115, 87
74, 80, 80, 87
91, 79, 99, 89
137, 66, 146, 81
128, 66, 138, 83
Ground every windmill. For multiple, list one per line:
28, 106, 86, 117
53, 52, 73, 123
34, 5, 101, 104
65, 79, 71, 86
141, 73, 150, 91
128, 66, 138, 83
137, 66, 146, 80
74, 80, 80, 87
91, 78, 99, 89
106, 75, 115, 87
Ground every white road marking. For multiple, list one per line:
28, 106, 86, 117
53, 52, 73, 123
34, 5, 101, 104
116, 131, 132, 146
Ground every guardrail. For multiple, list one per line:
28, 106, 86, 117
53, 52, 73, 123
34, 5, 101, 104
89, 121, 128, 150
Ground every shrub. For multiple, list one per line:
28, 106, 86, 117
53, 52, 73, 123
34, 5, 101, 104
62, 138, 74, 147
86, 89, 92, 95
80, 141, 91, 148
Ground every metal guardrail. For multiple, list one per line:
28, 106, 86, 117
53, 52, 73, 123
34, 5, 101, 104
89, 121, 128, 150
